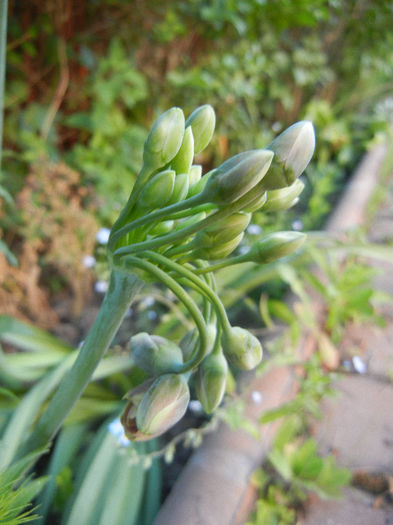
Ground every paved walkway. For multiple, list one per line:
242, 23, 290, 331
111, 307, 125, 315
301, 173, 393, 524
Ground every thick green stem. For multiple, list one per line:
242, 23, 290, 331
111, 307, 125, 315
20, 270, 144, 456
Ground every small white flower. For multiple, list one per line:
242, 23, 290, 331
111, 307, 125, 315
238, 245, 250, 255
292, 219, 304, 231
247, 224, 262, 235
272, 122, 283, 133
352, 356, 367, 374
147, 310, 157, 320
82, 255, 96, 268
94, 280, 108, 293
142, 296, 156, 308
96, 227, 111, 245
251, 390, 263, 404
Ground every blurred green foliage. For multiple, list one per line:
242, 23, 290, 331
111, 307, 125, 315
2, 0, 393, 227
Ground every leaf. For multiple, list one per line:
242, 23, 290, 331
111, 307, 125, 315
0, 316, 73, 354
0, 355, 75, 471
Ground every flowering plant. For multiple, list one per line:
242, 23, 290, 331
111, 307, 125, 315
18, 105, 314, 451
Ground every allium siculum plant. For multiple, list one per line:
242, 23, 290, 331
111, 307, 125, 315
22, 105, 315, 452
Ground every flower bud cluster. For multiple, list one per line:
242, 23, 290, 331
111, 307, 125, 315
113, 105, 315, 441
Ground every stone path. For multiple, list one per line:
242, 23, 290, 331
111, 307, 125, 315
301, 174, 393, 524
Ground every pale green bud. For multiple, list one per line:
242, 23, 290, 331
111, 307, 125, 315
200, 150, 273, 205
138, 169, 175, 209
245, 231, 306, 263
143, 107, 185, 170
179, 323, 216, 362
188, 165, 202, 187
168, 172, 190, 205
185, 105, 216, 154
263, 179, 305, 212
150, 219, 174, 235
222, 327, 263, 370
196, 352, 228, 413
129, 332, 183, 376
263, 121, 315, 189
243, 191, 267, 213
187, 169, 213, 198
174, 211, 207, 231
193, 212, 251, 249
170, 126, 194, 175
136, 374, 190, 438
192, 232, 244, 260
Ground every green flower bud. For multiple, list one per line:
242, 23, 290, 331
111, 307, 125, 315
121, 374, 189, 441
137, 374, 190, 439
263, 121, 315, 190
188, 164, 202, 187
192, 232, 244, 260
143, 107, 185, 170
187, 168, 213, 198
222, 327, 263, 370
138, 169, 175, 209
243, 191, 267, 213
170, 126, 194, 175
185, 105, 216, 154
200, 150, 273, 205
174, 211, 207, 232
129, 332, 183, 376
193, 212, 251, 249
150, 219, 174, 235
196, 352, 228, 413
263, 179, 305, 212
168, 172, 190, 205
245, 231, 306, 264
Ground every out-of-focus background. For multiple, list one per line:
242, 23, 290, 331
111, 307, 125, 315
1, 0, 393, 330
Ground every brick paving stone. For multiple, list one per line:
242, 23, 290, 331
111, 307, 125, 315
301, 487, 393, 525
313, 375, 393, 472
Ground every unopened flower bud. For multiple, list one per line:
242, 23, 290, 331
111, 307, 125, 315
143, 107, 185, 170
170, 126, 194, 175
129, 332, 183, 376
196, 352, 228, 413
263, 121, 315, 189
138, 169, 175, 209
200, 150, 273, 205
137, 374, 190, 438
188, 165, 202, 187
263, 179, 305, 212
121, 374, 189, 441
192, 232, 244, 260
150, 219, 175, 235
245, 231, 306, 263
193, 212, 251, 254
187, 168, 213, 198
186, 105, 216, 154
168, 172, 190, 205
222, 327, 263, 370
243, 191, 267, 213
174, 211, 207, 232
